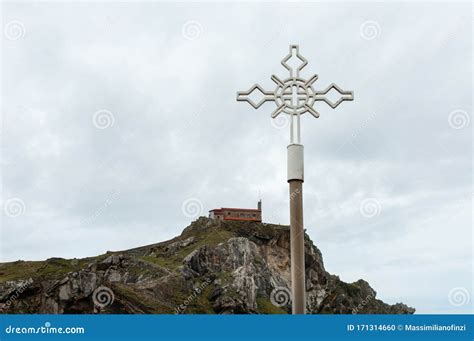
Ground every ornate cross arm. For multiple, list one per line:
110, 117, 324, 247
236, 84, 274, 109
313, 83, 354, 109
236, 45, 354, 117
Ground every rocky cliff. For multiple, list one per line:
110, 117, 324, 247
0, 218, 414, 314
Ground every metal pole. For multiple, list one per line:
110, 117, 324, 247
289, 179, 305, 314
287, 143, 305, 314
288, 81, 305, 314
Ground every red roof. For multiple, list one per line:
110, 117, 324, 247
209, 207, 260, 212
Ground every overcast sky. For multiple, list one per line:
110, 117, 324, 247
1, 1, 472, 314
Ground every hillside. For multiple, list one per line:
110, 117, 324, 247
0, 218, 415, 314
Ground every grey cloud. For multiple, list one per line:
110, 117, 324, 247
1, 2, 471, 314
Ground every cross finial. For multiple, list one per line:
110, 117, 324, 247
281, 45, 307, 78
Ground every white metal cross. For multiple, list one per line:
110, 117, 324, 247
237, 45, 354, 315
237, 45, 354, 144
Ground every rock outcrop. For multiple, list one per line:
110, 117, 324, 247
0, 218, 415, 314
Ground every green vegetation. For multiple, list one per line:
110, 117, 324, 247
176, 229, 235, 259
140, 228, 236, 273
256, 298, 287, 314
140, 256, 181, 271
185, 284, 215, 314
0, 255, 107, 283
112, 283, 175, 314
0, 261, 44, 282
340, 282, 361, 298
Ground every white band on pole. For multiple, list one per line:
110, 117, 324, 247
287, 143, 304, 182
